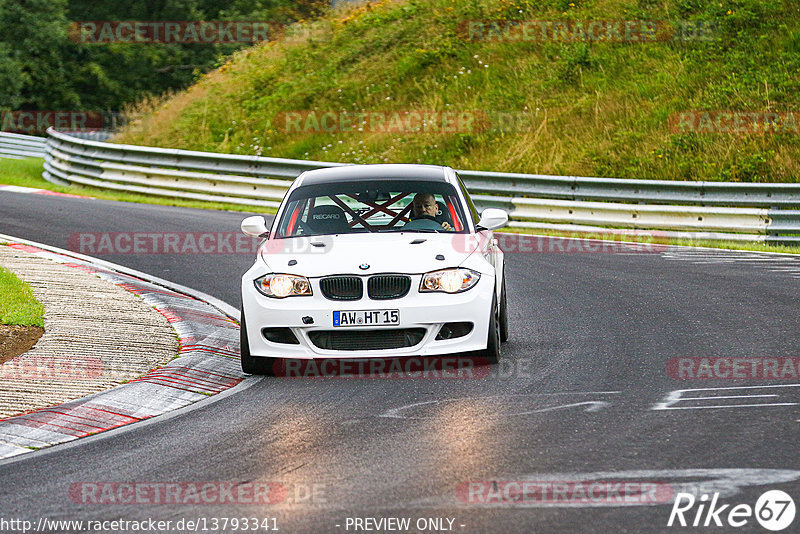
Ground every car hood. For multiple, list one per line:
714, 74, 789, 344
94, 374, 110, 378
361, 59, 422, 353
258, 232, 482, 277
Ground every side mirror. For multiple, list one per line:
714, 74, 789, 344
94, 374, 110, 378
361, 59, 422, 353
241, 216, 269, 238
476, 208, 509, 231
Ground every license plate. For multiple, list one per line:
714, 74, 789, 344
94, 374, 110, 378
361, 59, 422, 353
333, 309, 399, 327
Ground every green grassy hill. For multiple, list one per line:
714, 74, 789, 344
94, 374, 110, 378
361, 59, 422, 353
115, 0, 800, 183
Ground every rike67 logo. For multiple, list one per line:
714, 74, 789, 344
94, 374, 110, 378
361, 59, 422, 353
668, 490, 795, 531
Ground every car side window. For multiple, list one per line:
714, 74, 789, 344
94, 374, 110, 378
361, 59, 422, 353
456, 173, 480, 225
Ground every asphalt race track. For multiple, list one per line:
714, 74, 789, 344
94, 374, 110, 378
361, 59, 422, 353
1, 191, 799, 533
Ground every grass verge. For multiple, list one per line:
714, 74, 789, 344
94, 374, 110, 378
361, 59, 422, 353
115, 0, 800, 183
0, 261, 45, 327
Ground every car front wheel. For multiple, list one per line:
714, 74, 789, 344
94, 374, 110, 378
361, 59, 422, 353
240, 306, 276, 375
499, 273, 509, 343
483, 294, 502, 364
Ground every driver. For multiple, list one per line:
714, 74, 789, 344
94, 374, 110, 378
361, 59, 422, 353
411, 193, 453, 231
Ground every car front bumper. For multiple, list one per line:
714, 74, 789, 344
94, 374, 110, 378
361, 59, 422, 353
241, 271, 494, 360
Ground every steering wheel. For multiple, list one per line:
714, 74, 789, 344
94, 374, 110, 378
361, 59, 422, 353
403, 217, 445, 232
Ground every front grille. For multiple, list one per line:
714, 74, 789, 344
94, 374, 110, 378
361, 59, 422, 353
320, 276, 363, 301
368, 275, 411, 300
308, 328, 426, 351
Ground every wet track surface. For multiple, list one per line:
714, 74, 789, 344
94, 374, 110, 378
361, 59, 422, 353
1, 192, 799, 533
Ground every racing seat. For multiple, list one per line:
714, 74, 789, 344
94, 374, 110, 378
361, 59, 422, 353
307, 204, 351, 234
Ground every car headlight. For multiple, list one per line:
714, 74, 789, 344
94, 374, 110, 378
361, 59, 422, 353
419, 268, 480, 293
255, 274, 312, 298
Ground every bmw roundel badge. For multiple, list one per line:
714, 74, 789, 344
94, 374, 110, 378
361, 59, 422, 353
359, 263, 370, 270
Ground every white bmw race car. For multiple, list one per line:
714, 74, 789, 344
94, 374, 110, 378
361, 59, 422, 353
239, 164, 509, 374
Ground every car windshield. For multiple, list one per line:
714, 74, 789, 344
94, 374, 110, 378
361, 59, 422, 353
274, 180, 469, 238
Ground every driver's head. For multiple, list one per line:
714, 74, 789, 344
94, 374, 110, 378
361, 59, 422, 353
412, 193, 438, 218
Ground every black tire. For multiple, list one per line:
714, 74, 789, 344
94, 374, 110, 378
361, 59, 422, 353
239, 306, 276, 375
483, 294, 502, 364
499, 273, 509, 343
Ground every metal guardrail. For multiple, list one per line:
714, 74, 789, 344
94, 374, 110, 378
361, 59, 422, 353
41, 128, 800, 244
43, 128, 344, 208
459, 170, 800, 208
66, 131, 114, 142
0, 132, 47, 159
